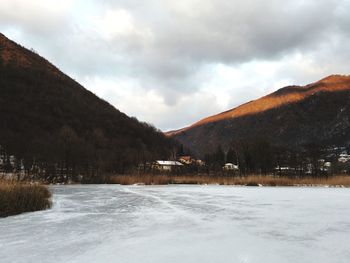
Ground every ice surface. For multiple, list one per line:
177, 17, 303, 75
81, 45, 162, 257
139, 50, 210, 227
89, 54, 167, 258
1, 185, 350, 263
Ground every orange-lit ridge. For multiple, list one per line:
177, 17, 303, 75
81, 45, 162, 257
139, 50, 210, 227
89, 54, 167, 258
0, 33, 60, 76
166, 75, 350, 136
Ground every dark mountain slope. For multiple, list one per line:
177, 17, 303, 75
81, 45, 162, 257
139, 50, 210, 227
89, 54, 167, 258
0, 33, 173, 180
168, 75, 350, 156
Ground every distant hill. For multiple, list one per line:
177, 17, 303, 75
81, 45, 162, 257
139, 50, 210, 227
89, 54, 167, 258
0, 33, 174, 181
167, 75, 350, 156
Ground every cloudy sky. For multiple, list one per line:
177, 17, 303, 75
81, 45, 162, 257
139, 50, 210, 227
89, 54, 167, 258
1, 0, 350, 131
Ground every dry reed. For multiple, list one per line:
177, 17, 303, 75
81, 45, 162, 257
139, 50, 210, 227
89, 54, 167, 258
0, 180, 52, 217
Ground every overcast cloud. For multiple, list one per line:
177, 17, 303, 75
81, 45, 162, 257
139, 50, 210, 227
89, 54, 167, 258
1, 0, 350, 130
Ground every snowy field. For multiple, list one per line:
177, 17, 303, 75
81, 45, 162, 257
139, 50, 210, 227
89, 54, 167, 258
1, 185, 350, 263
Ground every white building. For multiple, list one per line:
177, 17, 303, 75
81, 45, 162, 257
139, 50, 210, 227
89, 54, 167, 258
338, 154, 350, 163
154, 160, 183, 171
223, 163, 239, 171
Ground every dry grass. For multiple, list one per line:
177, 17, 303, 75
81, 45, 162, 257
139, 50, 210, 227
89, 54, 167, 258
107, 174, 350, 187
0, 180, 52, 218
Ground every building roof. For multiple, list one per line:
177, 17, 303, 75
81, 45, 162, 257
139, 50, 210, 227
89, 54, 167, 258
224, 163, 239, 169
156, 160, 183, 166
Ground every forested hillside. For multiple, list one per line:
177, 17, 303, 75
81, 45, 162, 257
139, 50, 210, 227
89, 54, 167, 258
0, 33, 174, 182
168, 75, 350, 157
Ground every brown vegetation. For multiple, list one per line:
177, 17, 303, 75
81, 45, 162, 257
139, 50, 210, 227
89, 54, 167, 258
0, 33, 60, 75
107, 174, 350, 187
0, 181, 52, 217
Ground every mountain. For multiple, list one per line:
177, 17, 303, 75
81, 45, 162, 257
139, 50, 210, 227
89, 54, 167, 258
0, 33, 173, 180
167, 75, 350, 156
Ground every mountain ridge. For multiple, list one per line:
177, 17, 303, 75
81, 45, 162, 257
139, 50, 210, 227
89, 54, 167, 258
166, 74, 350, 137
0, 33, 61, 76
0, 33, 173, 180
167, 75, 350, 156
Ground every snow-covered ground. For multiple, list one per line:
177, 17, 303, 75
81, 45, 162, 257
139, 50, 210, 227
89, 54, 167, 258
1, 185, 350, 263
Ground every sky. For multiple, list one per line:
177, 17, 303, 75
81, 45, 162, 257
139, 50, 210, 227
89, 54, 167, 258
1, 0, 350, 131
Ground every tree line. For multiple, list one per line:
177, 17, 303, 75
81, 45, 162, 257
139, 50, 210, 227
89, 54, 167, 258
0, 124, 175, 183
203, 138, 350, 176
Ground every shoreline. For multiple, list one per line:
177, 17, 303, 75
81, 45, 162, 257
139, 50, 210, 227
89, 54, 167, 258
105, 174, 350, 187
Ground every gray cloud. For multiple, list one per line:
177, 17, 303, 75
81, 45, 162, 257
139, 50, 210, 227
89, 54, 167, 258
103, 0, 340, 61
97, 0, 349, 99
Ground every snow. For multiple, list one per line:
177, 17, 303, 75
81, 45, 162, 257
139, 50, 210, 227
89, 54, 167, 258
156, 160, 183, 166
1, 185, 350, 263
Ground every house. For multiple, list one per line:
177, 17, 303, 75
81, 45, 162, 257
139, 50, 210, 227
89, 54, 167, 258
338, 153, 350, 163
223, 163, 239, 171
153, 160, 183, 171
320, 162, 332, 173
179, 156, 206, 166
179, 156, 192, 165
324, 162, 332, 168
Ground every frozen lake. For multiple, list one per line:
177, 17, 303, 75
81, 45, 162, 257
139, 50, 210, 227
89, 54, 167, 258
1, 185, 350, 263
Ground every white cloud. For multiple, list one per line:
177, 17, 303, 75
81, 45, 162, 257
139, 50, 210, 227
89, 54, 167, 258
0, 0, 73, 34
91, 8, 153, 48
80, 75, 223, 131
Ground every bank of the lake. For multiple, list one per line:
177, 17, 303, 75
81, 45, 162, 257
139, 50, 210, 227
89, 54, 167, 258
107, 174, 350, 187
